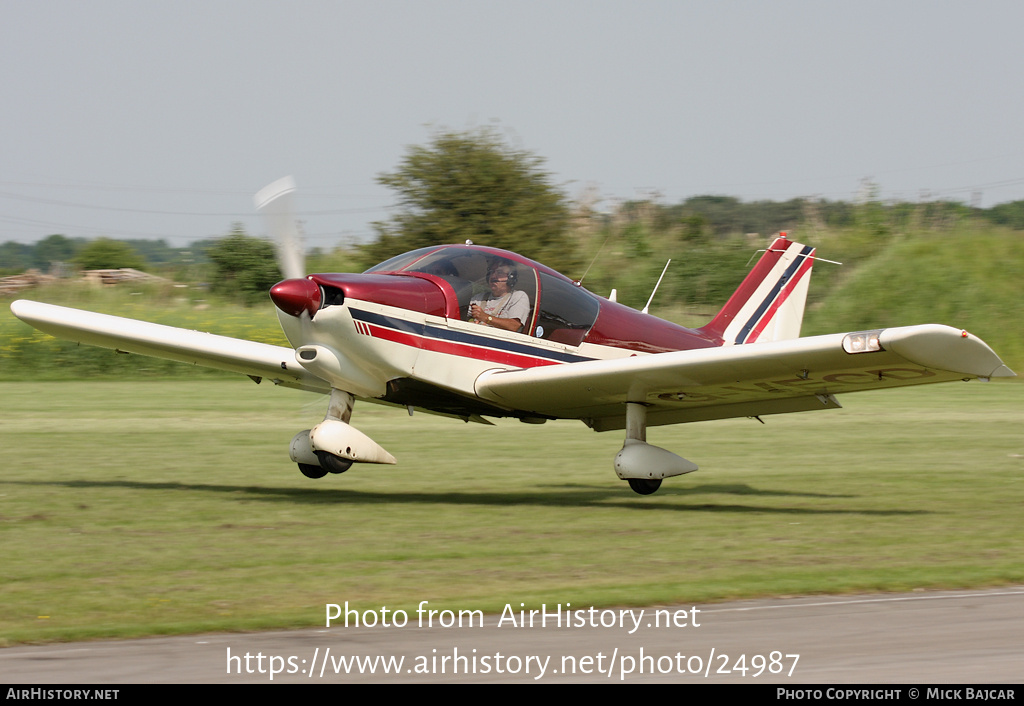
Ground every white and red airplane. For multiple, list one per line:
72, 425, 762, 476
10, 178, 1015, 494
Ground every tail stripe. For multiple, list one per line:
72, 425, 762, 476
732, 245, 814, 344
697, 236, 817, 345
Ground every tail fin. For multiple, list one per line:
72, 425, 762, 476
699, 234, 815, 345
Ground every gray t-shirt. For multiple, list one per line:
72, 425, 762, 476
470, 289, 530, 328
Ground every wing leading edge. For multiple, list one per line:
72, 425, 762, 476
10, 300, 329, 393
475, 324, 1014, 432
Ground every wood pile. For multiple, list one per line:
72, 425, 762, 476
2, 268, 168, 296
0, 270, 56, 296
80, 268, 167, 286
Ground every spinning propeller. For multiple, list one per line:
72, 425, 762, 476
255, 176, 320, 333
254, 175, 304, 279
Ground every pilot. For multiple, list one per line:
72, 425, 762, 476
468, 264, 530, 332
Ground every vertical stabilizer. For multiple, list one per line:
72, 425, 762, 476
699, 234, 815, 345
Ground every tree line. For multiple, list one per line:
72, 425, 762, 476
4, 127, 1023, 311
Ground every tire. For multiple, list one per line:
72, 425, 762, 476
627, 478, 662, 495
315, 451, 353, 475
298, 463, 328, 479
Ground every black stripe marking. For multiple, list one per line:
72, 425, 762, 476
733, 245, 813, 344
350, 308, 595, 364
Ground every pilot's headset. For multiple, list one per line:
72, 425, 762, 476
491, 264, 517, 289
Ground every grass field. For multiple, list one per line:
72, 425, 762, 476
1, 379, 1022, 645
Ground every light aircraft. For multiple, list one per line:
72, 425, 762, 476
9, 177, 1015, 494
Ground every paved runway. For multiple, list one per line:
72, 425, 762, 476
2, 587, 1021, 683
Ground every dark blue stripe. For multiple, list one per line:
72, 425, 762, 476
733, 245, 813, 344
350, 308, 594, 364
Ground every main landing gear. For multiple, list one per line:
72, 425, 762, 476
614, 402, 698, 495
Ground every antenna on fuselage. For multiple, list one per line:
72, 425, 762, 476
577, 229, 614, 288
641, 259, 671, 315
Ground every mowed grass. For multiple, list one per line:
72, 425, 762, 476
1, 380, 1021, 644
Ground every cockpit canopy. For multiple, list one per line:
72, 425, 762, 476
365, 244, 601, 346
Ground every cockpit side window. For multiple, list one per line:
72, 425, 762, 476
534, 273, 600, 346
462, 257, 537, 334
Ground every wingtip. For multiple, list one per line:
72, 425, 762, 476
10, 298, 37, 320
882, 325, 1014, 380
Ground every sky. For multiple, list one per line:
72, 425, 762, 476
3, 0, 1023, 250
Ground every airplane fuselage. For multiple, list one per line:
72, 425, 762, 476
270, 243, 720, 420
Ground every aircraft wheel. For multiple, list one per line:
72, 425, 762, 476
316, 451, 353, 475
628, 478, 662, 495
298, 463, 328, 479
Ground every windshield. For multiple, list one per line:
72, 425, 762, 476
362, 247, 438, 274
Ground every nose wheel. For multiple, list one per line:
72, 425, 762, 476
315, 451, 353, 474
290, 389, 397, 480
296, 453, 352, 479
298, 463, 329, 479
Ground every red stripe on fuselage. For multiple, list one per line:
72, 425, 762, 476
365, 323, 562, 369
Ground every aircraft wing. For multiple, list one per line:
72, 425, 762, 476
475, 325, 1015, 431
10, 300, 330, 393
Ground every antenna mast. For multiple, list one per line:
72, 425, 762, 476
642, 260, 671, 315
